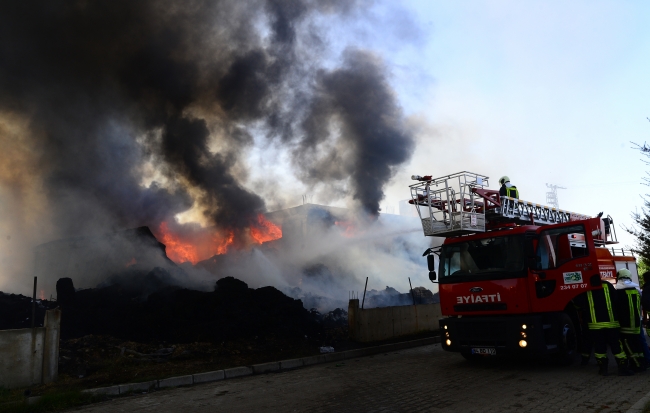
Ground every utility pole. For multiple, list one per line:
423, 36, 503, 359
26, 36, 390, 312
545, 184, 566, 209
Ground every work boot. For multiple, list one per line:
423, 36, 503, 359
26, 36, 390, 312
580, 355, 590, 366
597, 358, 608, 376
616, 358, 635, 376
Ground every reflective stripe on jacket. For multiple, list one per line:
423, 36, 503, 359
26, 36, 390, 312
616, 288, 642, 335
506, 186, 519, 199
585, 282, 621, 330
499, 183, 519, 199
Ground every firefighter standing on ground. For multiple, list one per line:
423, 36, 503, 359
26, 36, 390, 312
574, 280, 635, 376
614, 268, 646, 371
499, 176, 519, 199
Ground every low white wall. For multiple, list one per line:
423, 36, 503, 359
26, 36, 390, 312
348, 299, 441, 343
0, 328, 45, 388
0, 309, 61, 389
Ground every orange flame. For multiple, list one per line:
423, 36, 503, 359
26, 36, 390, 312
158, 222, 200, 264
39, 290, 45, 300
125, 257, 137, 268
213, 230, 235, 255
250, 214, 282, 244
335, 220, 356, 237
157, 215, 280, 265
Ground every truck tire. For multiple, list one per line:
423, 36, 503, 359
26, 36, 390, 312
552, 312, 577, 366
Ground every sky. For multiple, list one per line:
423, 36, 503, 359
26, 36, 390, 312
248, 0, 650, 249
357, 0, 650, 250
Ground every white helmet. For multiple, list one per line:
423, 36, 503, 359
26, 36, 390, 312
499, 176, 510, 186
617, 268, 632, 280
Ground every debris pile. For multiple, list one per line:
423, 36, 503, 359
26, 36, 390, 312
312, 308, 349, 329
364, 286, 439, 308
412, 287, 439, 304
284, 287, 347, 314
0, 292, 54, 330
56, 275, 321, 344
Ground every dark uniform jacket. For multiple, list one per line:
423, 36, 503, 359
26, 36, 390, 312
499, 184, 519, 199
616, 286, 642, 334
574, 282, 620, 330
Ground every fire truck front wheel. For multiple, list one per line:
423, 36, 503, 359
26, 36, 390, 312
550, 312, 578, 366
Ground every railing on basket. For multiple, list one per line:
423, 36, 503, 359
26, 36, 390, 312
409, 172, 490, 237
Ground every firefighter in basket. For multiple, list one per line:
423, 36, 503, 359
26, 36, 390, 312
498, 176, 519, 199
574, 280, 635, 376
614, 268, 647, 372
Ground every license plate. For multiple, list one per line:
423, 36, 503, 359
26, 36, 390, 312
471, 347, 496, 355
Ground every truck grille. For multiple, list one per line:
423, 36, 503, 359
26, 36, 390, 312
457, 320, 508, 347
453, 303, 507, 312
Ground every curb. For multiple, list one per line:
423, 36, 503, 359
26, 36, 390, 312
627, 390, 650, 413
78, 336, 439, 397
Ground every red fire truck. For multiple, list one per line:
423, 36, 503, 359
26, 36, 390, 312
409, 172, 639, 363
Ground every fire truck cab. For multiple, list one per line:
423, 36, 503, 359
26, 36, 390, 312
409, 172, 638, 363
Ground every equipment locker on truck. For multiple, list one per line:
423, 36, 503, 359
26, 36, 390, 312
409, 172, 638, 363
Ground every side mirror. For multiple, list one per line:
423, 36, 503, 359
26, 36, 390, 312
429, 271, 437, 281
427, 255, 436, 272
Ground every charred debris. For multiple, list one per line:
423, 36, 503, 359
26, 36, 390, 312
55, 275, 324, 343
9, 222, 435, 340
0, 271, 349, 382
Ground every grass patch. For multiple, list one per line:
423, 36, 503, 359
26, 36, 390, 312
0, 388, 25, 405
0, 390, 105, 413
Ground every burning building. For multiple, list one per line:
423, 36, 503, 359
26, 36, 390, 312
32, 202, 434, 313
192, 202, 434, 311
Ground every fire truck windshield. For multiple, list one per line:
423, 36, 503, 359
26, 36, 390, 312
438, 235, 525, 282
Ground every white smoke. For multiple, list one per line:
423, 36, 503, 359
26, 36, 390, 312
185, 205, 439, 311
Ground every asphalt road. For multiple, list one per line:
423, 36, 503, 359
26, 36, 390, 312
74, 344, 650, 412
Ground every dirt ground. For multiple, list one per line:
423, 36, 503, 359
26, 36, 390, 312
15, 327, 434, 400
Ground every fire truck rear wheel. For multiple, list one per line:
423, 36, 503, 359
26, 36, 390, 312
551, 312, 578, 366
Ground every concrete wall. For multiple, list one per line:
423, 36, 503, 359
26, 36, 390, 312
348, 299, 442, 343
0, 327, 44, 388
42, 309, 61, 384
0, 309, 61, 389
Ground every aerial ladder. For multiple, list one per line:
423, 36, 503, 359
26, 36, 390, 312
408, 171, 614, 242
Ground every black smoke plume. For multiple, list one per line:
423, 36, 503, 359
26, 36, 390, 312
296, 50, 414, 215
0, 0, 416, 278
